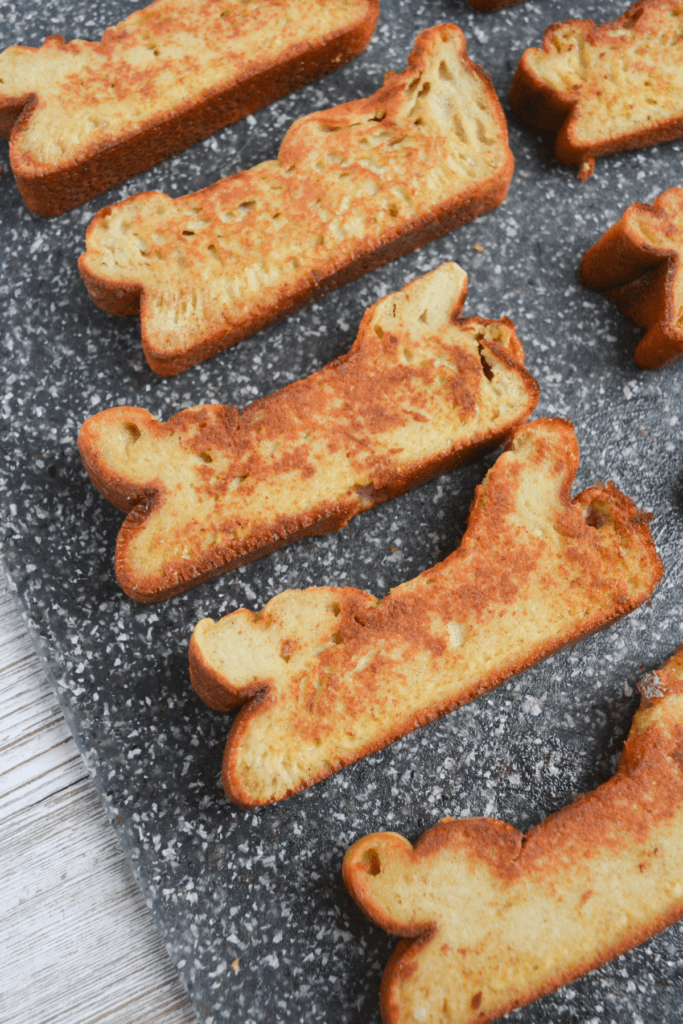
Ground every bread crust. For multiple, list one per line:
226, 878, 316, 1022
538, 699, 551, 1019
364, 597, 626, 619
579, 187, 683, 368
510, 0, 683, 179
344, 648, 683, 1024
78, 264, 539, 602
78, 24, 514, 375
188, 418, 663, 807
0, 0, 379, 217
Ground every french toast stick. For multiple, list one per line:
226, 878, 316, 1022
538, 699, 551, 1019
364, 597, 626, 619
580, 187, 683, 368
344, 648, 683, 1024
78, 264, 538, 602
510, 0, 683, 180
189, 418, 663, 806
79, 24, 514, 375
0, 0, 378, 216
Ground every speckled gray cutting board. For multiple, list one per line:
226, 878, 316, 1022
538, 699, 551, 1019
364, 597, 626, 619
2, 1, 683, 1021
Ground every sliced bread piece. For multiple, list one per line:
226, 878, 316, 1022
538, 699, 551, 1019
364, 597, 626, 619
510, 0, 683, 181
78, 24, 514, 376
78, 264, 538, 602
0, 0, 378, 216
189, 418, 663, 807
344, 647, 683, 1024
579, 187, 683, 368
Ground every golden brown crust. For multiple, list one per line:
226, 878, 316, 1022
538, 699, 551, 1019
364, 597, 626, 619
78, 24, 514, 375
78, 265, 539, 602
579, 187, 683, 367
0, 0, 379, 217
189, 418, 663, 807
510, 18, 592, 137
344, 647, 683, 1024
510, 1, 683, 178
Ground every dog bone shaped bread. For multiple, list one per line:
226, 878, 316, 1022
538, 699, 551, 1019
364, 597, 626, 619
78, 264, 539, 602
78, 24, 514, 375
510, 0, 683, 181
344, 646, 683, 1024
0, 0, 378, 216
580, 187, 683, 368
189, 418, 662, 807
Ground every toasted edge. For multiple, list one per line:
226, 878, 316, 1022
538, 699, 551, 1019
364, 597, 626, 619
579, 189, 683, 368
188, 419, 663, 807
2, 2, 379, 216
78, 24, 514, 375
509, 4, 683, 177
79, 302, 538, 602
343, 648, 683, 1024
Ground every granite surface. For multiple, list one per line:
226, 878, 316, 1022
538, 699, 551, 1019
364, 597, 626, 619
2, 0, 683, 1021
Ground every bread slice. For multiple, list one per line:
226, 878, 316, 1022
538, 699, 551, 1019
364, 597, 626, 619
344, 647, 683, 1024
509, 0, 683, 181
188, 418, 663, 807
78, 24, 514, 376
78, 263, 539, 603
579, 187, 683, 369
0, 0, 379, 217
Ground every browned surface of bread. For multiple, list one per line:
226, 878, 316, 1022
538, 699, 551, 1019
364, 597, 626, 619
78, 24, 514, 376
343, 647, 683, 1024
579, 187, 683, 368
510, 0, 683, 181
467, 1, 527, 10
188, 418, 663, 807
0, 0, 378, 217
77, 264, 539, 602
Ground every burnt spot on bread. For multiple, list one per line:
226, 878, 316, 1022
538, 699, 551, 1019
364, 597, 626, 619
584, 505, 611, 530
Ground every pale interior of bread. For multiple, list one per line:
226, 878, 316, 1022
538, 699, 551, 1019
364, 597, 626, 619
191, 418, 661, 805
523, 4, 683, 148
344, 650, 683, 1024
80, 24, 510, 358
0, 0, 374, 169
82, 263, 536, 596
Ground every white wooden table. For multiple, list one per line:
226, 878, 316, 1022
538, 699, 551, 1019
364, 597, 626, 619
0, 571, 199, 1024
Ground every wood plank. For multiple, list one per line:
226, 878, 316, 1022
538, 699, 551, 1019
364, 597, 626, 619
0, 575, 199, 1024
1, 777, 198, 1024
0, 586, 87, 822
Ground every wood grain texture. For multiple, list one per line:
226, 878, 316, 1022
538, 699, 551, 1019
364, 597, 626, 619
0, 575, 199, 1024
